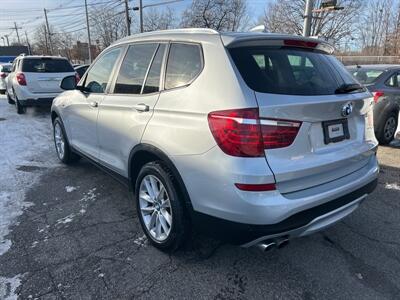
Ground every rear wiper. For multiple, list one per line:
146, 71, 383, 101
335, 83, 365, 94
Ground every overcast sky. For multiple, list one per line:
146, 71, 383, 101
0, 0, 271, 45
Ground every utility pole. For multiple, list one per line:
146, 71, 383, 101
4, 34, 10, 46
44, 26, 49, 54
1, 37, 5, 46
84, 0, 92, 63
44, 9, 53, 55
124, 0, 131, 36
139, 0, 143, 33
303, 0, 313, 37
14, 22, 21, 44
25, 31, 32, 55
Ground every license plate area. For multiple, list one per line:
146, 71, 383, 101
322, 119, 350, 144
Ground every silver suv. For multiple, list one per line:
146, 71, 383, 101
51, 29, 379, 251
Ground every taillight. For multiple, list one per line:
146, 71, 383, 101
208, 108, 263, 157
0, 72, 6, 79
16, 72, 26, 86
208, 108, 301, 157
373, 90, 384, 103
75, 73, 80, 84
261, 119, 302, 149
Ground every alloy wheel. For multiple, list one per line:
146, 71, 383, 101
54, 123, 65, 159
384, 116, 397, 140
139, 175, 173, 242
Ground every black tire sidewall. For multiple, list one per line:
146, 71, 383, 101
377, 112, 398, 144
135, 161, 186, 251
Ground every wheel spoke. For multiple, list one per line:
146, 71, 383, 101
161, 198, 171, 209
139, 191, 154, 203
140, 206, 155, 214
149, 176, 159, 198
155, 214, 162, 238
144, 178, 155, 199
157, 186, 165, 201
158, 213, 169, 234
148, 211, 157, 230
161, 209, 172, 226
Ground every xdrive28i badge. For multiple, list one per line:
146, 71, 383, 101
341, 102, 353, 117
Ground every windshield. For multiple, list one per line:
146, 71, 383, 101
22, 58, 74, 73
348, 68, 384, 85
229, 46, 359, 96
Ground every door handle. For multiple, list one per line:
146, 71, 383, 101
133, 103, 149, 112
89, 101, 98, 108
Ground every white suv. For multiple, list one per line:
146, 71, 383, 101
51, 29, 379, 251
6, 55, 76, 114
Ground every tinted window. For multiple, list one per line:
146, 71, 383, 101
75, 65, 88, 78
84, 48, 121, 93
230, 47, 359, 96
21, 58, 74, 73
349, 68, 384, 84
165, 43, 202, 90
114, 43, 158, 94
143, 44, 166, 94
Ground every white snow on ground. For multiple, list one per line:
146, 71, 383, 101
385, 183, 400, 191
65, 185, 77, 193
0, 97, 58, 299
0, 275, 23, 300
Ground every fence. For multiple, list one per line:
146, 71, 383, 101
337, 56, 400, 66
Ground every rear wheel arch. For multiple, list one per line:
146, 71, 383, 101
51, 111, 59, 123
128, 144, 192, 208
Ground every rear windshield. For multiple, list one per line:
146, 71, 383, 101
21, 58, 74, 73
229, 47, 359, 96
0, 65, 11, 72
348, 68, 384, 84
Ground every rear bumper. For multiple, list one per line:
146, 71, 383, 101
191, 178, 377, 245
19, 98, 54, 106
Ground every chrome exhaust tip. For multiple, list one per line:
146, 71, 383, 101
276, 238, 289, 249
257, 241, 276, 252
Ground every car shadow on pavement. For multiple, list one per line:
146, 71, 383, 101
1, 156, 400, 299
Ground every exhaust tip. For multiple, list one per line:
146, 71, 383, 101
257, 241, 276, 252
277, 239, 289, 249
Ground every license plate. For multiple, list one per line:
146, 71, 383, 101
322, 119, 350, 144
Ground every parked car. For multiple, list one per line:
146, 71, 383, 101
0, 63, 12, 94
74, 64, 89, 78
6, 55, 77, 114
0, 56, 16, 63
347, 64, 400, 144
51, 29, 378, 251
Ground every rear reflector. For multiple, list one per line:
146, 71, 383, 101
284, 40, 318, 49
373, 91, 384, 103
208, 108, 301, 157
0, 72, 6, 78
235, 183, 276, 192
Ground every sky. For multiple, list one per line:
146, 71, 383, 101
0, 0, 271, 45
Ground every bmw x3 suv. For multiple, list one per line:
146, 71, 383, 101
51, 29, 379, 251
6, 55, 76, 114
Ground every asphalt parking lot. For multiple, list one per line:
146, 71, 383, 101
0, 96, 399, 300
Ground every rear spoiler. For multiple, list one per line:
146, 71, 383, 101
221, 34, 335, 54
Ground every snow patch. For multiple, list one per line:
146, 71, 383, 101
385, 183, 400, 191
0, 274, 23, 300
133, 235, 147, 247
65, 186, 77, 193
56, 214, 76, 226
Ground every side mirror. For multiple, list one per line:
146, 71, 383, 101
60, 75, 77, 90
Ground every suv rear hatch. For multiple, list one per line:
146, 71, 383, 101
21, 57, 75, 94
227, 37, 376, 194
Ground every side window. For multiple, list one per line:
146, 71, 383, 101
386, 73, 400, 87
84, 48, 121, 93
143, 44, 166, 94
114, 43, 158, 94
165, 43, 202, 90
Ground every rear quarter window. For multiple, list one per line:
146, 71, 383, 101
229, 47, 358, 96
22, 58, 74, 73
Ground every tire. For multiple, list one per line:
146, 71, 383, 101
6, 91, 15, 104
15, 97, 26, 114
135, 161, 188, 251
376, 111, 398, 145
53, 117, 80, 164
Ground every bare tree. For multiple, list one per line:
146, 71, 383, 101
181, 0, 249, 31
90, 7, 127, 49
358, 0, 395, 55
263, 0, 362, 44
143, 7, 177, 32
